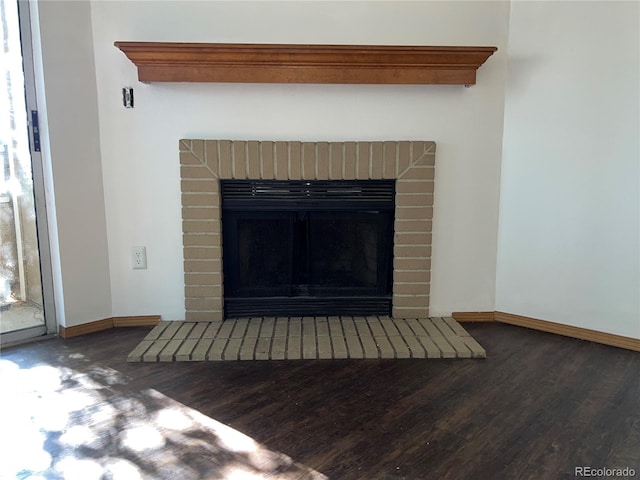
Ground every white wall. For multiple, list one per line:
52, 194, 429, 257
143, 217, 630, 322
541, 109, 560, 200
497, 2, 640, 338
89, 1, 510, 319
34, 1, 112, 327
29, 0, 640, 339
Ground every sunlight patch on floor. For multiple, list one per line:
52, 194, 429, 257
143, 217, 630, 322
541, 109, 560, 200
120, 424, 166, 452
0, 357, 327, 479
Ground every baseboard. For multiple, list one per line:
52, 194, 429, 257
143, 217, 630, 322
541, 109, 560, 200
113, 315, 161, 327
494, 311, 640, 352
452, 311, 496, 322
59, 315, 161, 339
58, 318, 114, 339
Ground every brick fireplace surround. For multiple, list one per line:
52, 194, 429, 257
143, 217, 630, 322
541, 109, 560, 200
179, 140, 435, 321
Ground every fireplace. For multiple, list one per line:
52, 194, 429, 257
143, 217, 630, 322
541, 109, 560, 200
221, 180, 395, 317
179, 139, 435, 321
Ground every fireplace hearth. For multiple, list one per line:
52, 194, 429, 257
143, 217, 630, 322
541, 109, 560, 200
221, 180, 395, 317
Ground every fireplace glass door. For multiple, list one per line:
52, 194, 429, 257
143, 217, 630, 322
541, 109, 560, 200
221, 180, 394, 318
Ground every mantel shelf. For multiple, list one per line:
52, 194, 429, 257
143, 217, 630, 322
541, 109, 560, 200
114, 42, 497, 86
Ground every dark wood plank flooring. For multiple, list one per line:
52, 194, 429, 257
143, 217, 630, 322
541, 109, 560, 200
2, 323, 639, 479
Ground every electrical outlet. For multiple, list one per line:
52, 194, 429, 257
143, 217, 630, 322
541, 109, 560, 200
132, 246, 147, 269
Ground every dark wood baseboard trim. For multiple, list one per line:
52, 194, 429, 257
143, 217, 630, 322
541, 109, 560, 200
494, 311, 640, 352
452, 312, 496, 322
59, 315, 161, 339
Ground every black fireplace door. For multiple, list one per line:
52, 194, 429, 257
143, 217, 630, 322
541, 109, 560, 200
306, 210, 392, 297
221, 180, 394, 317
222, 211, 295, 298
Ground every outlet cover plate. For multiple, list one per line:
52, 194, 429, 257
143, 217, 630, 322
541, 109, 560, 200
132, 246, 147, 269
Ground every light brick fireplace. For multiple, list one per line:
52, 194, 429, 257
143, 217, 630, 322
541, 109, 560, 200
179, 140, 435, 321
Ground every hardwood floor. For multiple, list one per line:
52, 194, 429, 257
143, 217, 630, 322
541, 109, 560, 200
1, 323, 638, 479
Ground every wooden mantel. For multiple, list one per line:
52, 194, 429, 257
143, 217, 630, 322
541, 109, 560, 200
114, 42, 497, 85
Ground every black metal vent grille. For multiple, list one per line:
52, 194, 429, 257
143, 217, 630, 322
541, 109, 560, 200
221, 180, 395, 210
225, 297, 392, 319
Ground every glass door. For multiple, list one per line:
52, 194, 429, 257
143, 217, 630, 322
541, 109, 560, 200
0, 0, 55, 344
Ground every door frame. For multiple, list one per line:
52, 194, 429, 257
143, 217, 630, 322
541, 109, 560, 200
0, 0, 57, 346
